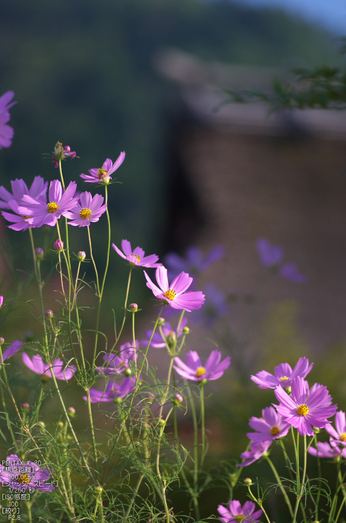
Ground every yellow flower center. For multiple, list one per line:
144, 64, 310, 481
280, 376, 289, 382
297, 404, 309, 416
270, 425, 281, 436
132, 254, 141, 263
196, 367, 206, 378
98, 167, 108, 179
164, 289, 176, 301
340, 433, 346, 442
17, 473, 30, 484
234, 516, 245, 522
79, 208, 92, 220
47, 202, 59, 213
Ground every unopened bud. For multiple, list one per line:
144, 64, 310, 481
158, 418, 165, 427
244, 478, 252, 486
57, 421, 64, 429
67, 407, 76, 417
37, 421, 45, 429
313, 427, 320, 434
146, 393, 155, 404
95, 485, 103, 494
123, 367, 132, 377
54, 239, 64, 252
0, 337, 5, 345
182, 326, 190, 335
21, 403, 30, 411
157, 317, 165, 326
78, 251, 86, 262
200, 379, 208, 385
173, 393, 183, 405
45, 310, 54, 318
129, 303, 138, 312
114, 396, 122, 404
35, 248, 44, 260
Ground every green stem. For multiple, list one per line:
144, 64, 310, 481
111, 267, 133, 352
247, 484, 271, 523
200, 381, 206, 470
265, 456, 293, 517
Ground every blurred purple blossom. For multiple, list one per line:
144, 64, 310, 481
238, 440, 272, 467
190, 283, 229, 326
0, 454, 55, 492
256, 238, 306, 283
86, 376, 135, 403
325, 411, 346, 448
142, 318, 187, 348
0, 340, 22, 364
164, 245, 224, 279
96, 342, 138, 376
0, 91, 16, 149
22, 353, 76, 381
308, 442, 345, 459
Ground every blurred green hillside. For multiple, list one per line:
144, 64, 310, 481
0, 0, 340, 312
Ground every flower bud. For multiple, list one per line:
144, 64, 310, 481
101, 174, 111, 185
114, 396, 122, 404
146, 393, 155, 404
21, 403, 30, 411
77, 251, 86, 262
313, 427, 320, 434
37, 421, 45, 429
67, 407, 76, 418
57, 421, 64, 429
0, 337, 5, 345
123, 367, 132, 377
45, 310, 54, 319
35, 248, 44, 260
54, 239, 64, 252
182, 326, 190, 335
129, 303, 138, 312
200, 379, 208, 385
157, 317, 165, 326
158, 418, 165, 427
95, 485, 103, 494
244, 478, 252, 486
173, 393, 183, 405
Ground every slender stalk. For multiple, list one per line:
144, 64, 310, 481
200, 381, 206, 470
111, 267, 133, 352
88, 225, 100, 296
247, 484, 271, 523
265, 456, 293, 517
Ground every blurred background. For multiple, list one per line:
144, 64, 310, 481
1, 0, 346, 519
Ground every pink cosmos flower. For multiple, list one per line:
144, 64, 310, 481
0, 91, 16, 149
308, 441, 345, 459
85, 376, 135, 403
22, 353, 76, 381
0, 341, 23, 364
173, 349, 231, 382
0, 454, 55, 492
325, 411, 346, 448
0, 295, 3, 307
80, 153, 126, 184
251, 357, 313, 390
18, 180, 78, 228
68, 191, 107, 227
247, 406, 290, 443
142, 318, 188, 348
274, 377, 338, 436
217, 500, 262, 523
113, 239, 161, 268
238, 440, 272, 467
52, 142, 76, 168
96, 342, 138, 376
0, 177, 47, 210
144, 266, 205, 312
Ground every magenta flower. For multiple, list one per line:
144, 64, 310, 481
144, 266, 205, 312
113, 239, 160, 268
52, 142, 76, 168
190, 283, 229, 326
0, 177, 47, 210
308, 442, 345, 459
274, 377, 338, 436
85, 376, 135, 403
22, 353, 76, 381
325, 411, 346, 448
251, 357, 313, 390
256, 238, 306, 283
0, 340, 23, 364
217, 500, 262, 523
96, 342, 138, 376
174, 349, 230, 382
68, 191, 107, 227
238, 440, 272, 467
165, 244, 224, 279
247, 406, 290, 443
0, 454, 55, 492
18, 180, 78, 228
142, 318, 188, 348
80, 153, 126, 184
0, 295, 3, 307
0, 91, 16, 149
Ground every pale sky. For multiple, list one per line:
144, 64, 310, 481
232, 0, 346, 34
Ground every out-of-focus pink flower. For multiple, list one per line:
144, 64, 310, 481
68, 191, 107, 227
54, 239, 64, 252
238, 440, 272, 467
0, 295, 3, 308
217, 500, 262, 523
144, 266, 205, 312
0, 454, 55, 491
247, 406, 290, 443
96, 342, 138, 376
0, 91, 16, 150
174, 349, 230, 382
80, 153, 126, 184
142, 318, 188, 348
85, 376, 135, 403
251, 357, 313, 390
0, 340, 22, 364
325, 411, 346, 448
22, 353, 76, 381
164, 245, 224, 279
0, 177, 47, 210
308, 442, 345, 459
18, 180, 78, 228
275, 377, 338, 436
113, 239, 160, 268
256, 238, 306, 283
